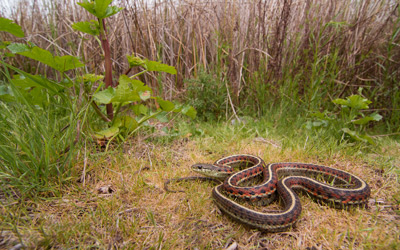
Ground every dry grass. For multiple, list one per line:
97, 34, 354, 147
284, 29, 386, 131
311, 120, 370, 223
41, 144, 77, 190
1, 133, 399, 249
1, 0, 399, 117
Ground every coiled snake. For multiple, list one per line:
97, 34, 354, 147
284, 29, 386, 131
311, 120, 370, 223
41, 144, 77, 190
166, 154, 370, 232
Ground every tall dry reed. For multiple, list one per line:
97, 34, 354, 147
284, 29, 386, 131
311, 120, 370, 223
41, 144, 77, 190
2, 0, 399, 125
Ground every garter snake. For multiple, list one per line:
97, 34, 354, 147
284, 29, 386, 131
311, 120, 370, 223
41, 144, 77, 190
190, 154, 370, 232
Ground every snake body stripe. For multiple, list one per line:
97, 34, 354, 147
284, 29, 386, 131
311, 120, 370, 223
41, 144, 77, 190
191, 155, 371, 232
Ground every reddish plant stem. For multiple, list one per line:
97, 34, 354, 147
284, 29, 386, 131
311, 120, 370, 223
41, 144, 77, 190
99, 18, 114, 119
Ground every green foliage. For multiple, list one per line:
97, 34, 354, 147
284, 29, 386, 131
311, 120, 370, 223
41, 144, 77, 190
0, 17, 25, 37
0, 18, 80, 195
8, 44, 84, 73
306, 94, 382, 145
0, 2, 195, 196
90, 54, 195, 141
94, 75, 152, 104
185, 71, 227, 121
72, 20, 100, 36
143, 59, 177, 74
73, 1, 195, 142
77, 0, 123, 19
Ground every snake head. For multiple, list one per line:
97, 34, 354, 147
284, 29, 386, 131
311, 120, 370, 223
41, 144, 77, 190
191, 163, 231, 179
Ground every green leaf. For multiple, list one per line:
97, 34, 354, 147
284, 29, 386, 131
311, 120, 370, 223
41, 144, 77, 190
16, 46, 84, 72
77, 0, 123, 19
114, 116, 138, 132
333, 95, 371, 110
144, 60, 177, 74
93, 86, 114, 104
156, 97, 175, 111
12, 73, 65, 93
332, 98, 347, 106
0, 17, 24, 37
182, 105, 197, 119
94, 126, 119, 139
94, 75, 152, 104
352, 113, 382, 125
352, 116, 374, 125
94, 0, 113, 18
103, 5, 124, 18
55, 55, 85, 72
72, 20, 100, 36
341, 128, 375, 145
127, 54, 145, 67
131, 104, 148, 115
7, 43, 31, 53
369, 113, 383, 121
77, 1, 96, 16
112, 75, 145, 103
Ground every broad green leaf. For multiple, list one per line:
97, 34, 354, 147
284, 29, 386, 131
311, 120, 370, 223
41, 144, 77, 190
55, 55, 85, 72
369, 113, 383, 121
333, 95, 371, 110
12, 73, 65, 93
16, 46, 84, 72
77, 0, 123, 19
156, 97, 175, 111
182, 105, 197, 119
7, 43, 31, 53
114, 116, 138, 131
127, 54, 145, 67
93, 86, 115, 104
103, 5, 123, 18
94, 75, 152, 104
112, 75, 141, 103
112, 77, 140, 103
131, 104, 148, 115
77, 1, 97, 16
0, 17, 24, 37
9, 75, 51, 107
94, 0, 113, 19
352, 113, 382, 125
94, 126, 119, 139
144, 60, 177, 74
332, 98, 347, 106
72, 20, 99, 36
0, 62, 66, 96
27, 87, 49, 107
352, 116, 374, 125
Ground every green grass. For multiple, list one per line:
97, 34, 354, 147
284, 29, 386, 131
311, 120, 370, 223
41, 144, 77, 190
1, 117, 399, 249
0, 65, 82, 198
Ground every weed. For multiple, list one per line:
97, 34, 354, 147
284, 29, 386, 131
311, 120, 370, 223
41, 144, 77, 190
306, 94, 382, 145
185, 71, 227, 121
